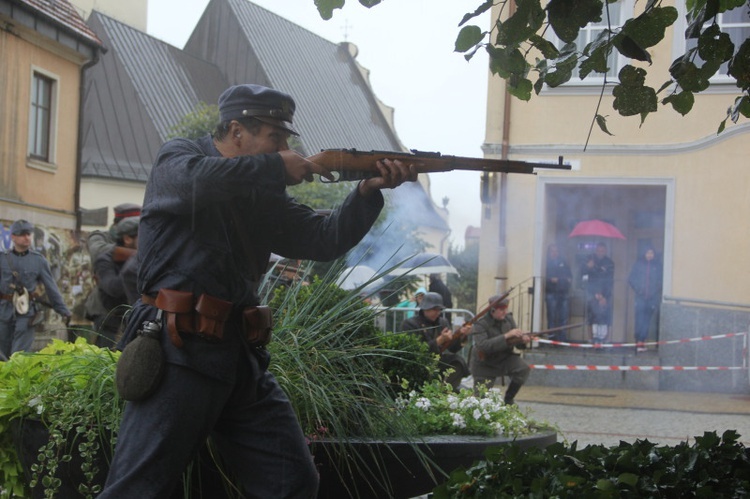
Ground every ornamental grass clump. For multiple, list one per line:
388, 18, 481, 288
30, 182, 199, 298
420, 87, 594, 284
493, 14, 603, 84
396, 379, 540, 438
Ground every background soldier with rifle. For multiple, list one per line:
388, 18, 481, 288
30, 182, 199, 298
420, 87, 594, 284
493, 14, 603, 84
401, 292, 470, 392
92, 216, 139, 347
0, 220, 71, 358
469, 294, 531, 405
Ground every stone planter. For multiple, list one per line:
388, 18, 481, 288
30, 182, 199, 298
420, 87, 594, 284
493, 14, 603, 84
12, 419, 229, 498
312, 430, 557, 499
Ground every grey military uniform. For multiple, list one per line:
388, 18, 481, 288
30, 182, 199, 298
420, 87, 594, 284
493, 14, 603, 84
0, 249, 70, 356
469, 312, 530, 403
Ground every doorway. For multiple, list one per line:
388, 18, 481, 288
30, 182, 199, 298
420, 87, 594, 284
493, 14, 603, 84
535, 178, 673, 343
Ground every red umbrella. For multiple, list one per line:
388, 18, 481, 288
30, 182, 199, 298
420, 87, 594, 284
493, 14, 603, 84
568, 219, 626, 240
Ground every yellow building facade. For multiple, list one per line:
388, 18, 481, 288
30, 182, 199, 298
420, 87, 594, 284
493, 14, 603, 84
478, 0, 749, 343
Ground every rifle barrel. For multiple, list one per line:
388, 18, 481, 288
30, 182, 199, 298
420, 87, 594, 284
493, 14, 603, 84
307, 149, 570, 182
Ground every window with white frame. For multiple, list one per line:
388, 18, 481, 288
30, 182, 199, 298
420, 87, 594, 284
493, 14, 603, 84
685, 7, 750, 78
550, 0, 634, 85
28, 71, 56, 163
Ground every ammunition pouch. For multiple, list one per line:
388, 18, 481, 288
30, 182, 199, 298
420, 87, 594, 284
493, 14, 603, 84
143, 289, 272, 348
242, 305, 273, 347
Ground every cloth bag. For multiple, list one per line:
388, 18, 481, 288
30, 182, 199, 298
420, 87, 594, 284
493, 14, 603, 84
13, 287, 29, 315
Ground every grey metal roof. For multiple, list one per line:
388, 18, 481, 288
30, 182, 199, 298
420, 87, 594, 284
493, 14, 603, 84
81, 12, 227, 181
186, 0, 403, 156
78, 1, 446, 233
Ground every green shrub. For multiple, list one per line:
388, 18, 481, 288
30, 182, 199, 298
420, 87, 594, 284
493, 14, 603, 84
433, 430, 750, 498
377, 331, 439, 395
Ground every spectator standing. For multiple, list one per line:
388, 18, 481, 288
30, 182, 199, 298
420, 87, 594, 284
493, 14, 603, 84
544, 244, 572, 341
0, 220, 71, 357
587, 289, 611, 344
628, 247, 663, 352
580, 242, 615, 333
469, 296, 530, 405
395, 286, 426, 321
429, 273, 453, 323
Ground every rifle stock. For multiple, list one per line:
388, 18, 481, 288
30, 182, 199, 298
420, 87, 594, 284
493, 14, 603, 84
306, 149, 570, 182
112, 246, 136, 263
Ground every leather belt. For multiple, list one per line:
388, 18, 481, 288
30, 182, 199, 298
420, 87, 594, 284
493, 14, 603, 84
0, 294, 13, 301
141, 290, 272, 348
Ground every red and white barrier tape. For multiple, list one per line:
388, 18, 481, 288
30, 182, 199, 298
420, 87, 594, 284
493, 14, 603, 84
529, 364, 745, 371
537, 331, 747, 349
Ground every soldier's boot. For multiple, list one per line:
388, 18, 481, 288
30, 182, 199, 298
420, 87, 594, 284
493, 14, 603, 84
504, 381, 523, 406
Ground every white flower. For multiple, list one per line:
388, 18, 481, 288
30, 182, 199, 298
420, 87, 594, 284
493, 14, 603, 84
451, 412, 466, 428
27, 396, 44, 415
415, 397, 432, 411
459, 397, 479, 409
472, 408, 483, 420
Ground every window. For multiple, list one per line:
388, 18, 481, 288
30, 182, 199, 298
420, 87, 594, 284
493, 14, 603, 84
686, 8, 750, 78
574, 0, 626, 80
548, 0, 634, 88
28, 71, 55, 162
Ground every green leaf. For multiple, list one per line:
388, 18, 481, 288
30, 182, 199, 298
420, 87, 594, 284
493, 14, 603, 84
669, 57, 711, 92
488, 46, 529, 78
455, 25, 485, 53
612, 65, 658, 116
618, 472, 640, 487
508, 76, 534, 100
596, 478, 616, 490
579, 48, 608, 78
496, 0, 546, 47
529, 34, 560, 59
620, 6, 678, 49
728, 38, 750, 91
698, 24, 735, 64
358, 0, 381, 6
459, 0, 495, 27
663, 90, 695, 115
547, 0, 604, 43
314, 0, 345, 20
613, 34, 652, 63
595, 114, 614, 135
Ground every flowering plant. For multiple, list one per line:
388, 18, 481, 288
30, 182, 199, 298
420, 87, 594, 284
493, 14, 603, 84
395, 379, 541, 438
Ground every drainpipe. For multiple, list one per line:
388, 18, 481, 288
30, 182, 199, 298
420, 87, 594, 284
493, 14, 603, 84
75, 46, 104, 235
495, 1, 515, 295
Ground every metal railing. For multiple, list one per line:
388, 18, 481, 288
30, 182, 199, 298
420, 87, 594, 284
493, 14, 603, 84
371, 306, 476, 333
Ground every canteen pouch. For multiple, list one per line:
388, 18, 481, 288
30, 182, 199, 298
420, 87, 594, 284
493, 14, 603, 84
115, 320, 165, 402
194, 293, 233, 340
242, 306, 273, 346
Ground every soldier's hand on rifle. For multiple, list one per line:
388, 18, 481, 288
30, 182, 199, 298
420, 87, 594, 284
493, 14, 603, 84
436, 327, 452, 347
454, 324, 471, 340
279, 150, 335, 185
358, 159, 417, 196
505, 328, 530, 346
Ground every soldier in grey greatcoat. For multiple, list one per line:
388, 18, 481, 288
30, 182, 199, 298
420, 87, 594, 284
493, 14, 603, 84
469, 295, 531, 405
0, 220, 71, 357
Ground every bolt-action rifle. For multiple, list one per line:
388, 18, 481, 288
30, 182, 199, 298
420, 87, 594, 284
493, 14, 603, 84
505, 322, 585, 346
306, 149, 570, 182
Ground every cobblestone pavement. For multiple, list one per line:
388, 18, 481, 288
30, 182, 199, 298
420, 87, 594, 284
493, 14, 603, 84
515, 385, 750, 448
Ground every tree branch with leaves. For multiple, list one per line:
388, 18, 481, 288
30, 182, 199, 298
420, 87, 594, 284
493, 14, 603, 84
315, 0, 749, 135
